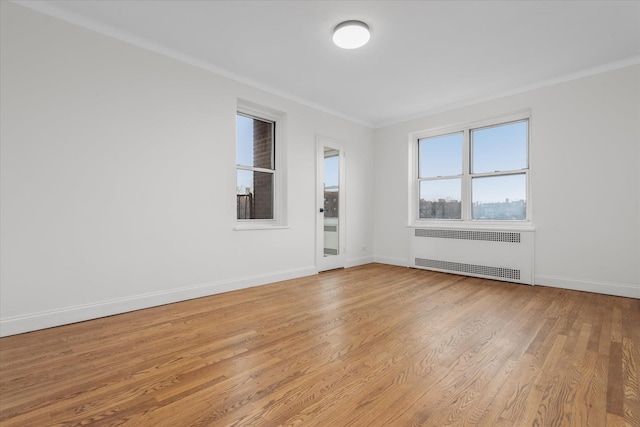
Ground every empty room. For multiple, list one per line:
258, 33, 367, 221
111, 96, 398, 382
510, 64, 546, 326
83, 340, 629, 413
1, 1, 638, 426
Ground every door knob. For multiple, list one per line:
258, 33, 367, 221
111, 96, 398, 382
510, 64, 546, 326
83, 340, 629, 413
319, 208, 325, 213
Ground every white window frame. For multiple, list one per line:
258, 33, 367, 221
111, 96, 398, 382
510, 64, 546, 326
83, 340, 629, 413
409, 111, 532, 230
234, 100, 288, 230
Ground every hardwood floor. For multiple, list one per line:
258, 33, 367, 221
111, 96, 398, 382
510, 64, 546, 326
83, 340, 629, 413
1, 264, 638, 426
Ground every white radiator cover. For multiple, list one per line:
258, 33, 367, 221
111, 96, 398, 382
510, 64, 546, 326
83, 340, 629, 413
409, 228, 534, 285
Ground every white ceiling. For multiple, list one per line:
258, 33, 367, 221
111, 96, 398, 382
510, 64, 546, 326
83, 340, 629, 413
16, 0, 640, 128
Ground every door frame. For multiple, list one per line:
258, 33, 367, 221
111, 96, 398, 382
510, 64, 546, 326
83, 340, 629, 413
316, 135, 346, 272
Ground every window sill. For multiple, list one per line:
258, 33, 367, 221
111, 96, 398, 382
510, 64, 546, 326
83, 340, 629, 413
234, 224, 290, 231
408, 221, 534, 232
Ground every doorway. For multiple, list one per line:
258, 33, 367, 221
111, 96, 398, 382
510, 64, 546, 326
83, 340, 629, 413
316, 136, 346, 272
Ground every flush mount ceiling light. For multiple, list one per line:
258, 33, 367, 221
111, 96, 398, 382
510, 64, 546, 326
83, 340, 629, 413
332, 20, 370, 49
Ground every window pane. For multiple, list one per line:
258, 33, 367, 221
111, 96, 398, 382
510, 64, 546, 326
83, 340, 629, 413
419, 179, 461, 219
236, 114, 274, 169
323, 148, 340, 256
419, 132, 463, 178
237, 169, 274, 219
472, 120, 527, 173
472, 174, 526, 220
324, 152, 339, 218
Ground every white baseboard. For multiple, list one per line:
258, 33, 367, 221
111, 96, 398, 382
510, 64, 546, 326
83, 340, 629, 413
6, 266, 633, 338
0, 266, 317, 337
535, 274, 639, 299
346, 256, 375, 268
373, 256, 410, 268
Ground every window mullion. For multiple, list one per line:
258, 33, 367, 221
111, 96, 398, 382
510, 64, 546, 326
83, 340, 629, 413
462, 129, 471, 221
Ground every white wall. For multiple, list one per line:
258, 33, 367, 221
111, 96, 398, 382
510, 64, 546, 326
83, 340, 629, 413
374, 64, 640, 298
0, 2, 374, 336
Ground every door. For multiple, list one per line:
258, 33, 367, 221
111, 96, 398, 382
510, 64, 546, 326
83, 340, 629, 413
316, 136, 346, 272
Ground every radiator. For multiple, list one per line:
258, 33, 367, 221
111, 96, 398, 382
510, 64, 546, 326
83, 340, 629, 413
409, 228, 534, 285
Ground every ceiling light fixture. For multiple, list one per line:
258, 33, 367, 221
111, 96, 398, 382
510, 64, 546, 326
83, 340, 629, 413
332, 20, 370, 49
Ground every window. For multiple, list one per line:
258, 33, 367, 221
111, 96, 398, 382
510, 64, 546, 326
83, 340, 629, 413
236, 101, 286, 226
236, 113, 275, 220
414, 113, 529, 224
418, 132, 463, 219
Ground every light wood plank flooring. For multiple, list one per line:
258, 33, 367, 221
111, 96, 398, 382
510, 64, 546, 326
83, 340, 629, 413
1, 264, 638, 426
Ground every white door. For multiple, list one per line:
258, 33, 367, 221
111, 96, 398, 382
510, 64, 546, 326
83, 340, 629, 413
316, 136, 346, 272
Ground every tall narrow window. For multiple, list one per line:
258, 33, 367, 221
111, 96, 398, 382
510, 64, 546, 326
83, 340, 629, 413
236, 113, 275, 220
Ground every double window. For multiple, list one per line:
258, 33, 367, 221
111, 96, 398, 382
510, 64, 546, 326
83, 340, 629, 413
415, 113, 529, 223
